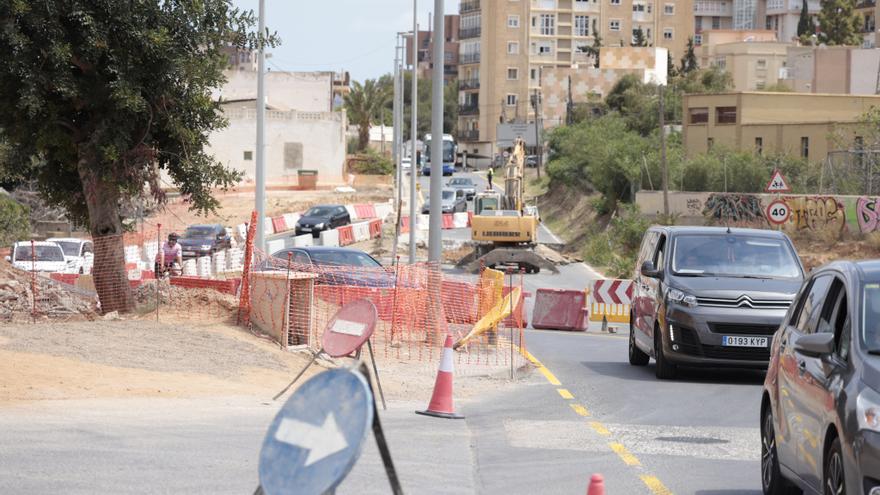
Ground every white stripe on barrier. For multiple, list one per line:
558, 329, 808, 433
453, 212, 469, 229
197, 256, 212, 278
374, 203, 393, 222
266, 238, 285, 254
182, 259, 197, 276
236, 223, 247, 240
282, 213, 300, 230
264, 217, 274, 235
320, 229, 340, 247
293, 234, 314, 247
418, 214, 430, 231
345, 204, 359, 221
352, 222, 370, 242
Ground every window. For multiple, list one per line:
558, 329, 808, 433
792, 275, 834, 334
755, 137, 763, 154
653, 235, 667, 270
532, 41, 553, 54
633, 3, 646, 11
508, 15, 520, 27
716, 106, 737, 124
688, 107, 708, 124
611, 0, 621, 5
575, 15, 590, 36
508, 41, 519, 54
609, 19, 621, 30
540, 14, 556, 35
712, 16, 721, 29
530, 68, 539, 82
663, 28, 674, 40
664, 3, 675, 14
506, 94, 518, 106
756, 59, 767, 69
756, 81, 766, 90
507, 68, 519, 80
801, 136, 809, 158
243, 151, 253, 160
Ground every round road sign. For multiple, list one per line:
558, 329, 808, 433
321, 299, 378, 358
259, 367, 373, 495
766, 199, 791, 225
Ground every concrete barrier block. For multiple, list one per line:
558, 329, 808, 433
374, 203, 393, 221
453, 212, 469, 229
293, 234, 314, 247
320, 229, 340, 247
266, 238, 285, 254
345, 204, 359, 221
353, 221, 371, 242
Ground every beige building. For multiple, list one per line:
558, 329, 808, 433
762, 0, 819, 42
783, 46, 880, 94
710, 41, 789, 90
696, 29, 777, 65
457, 0, 692, 158
406, 15, 461, 82
682, 92, 880, 161
857, 1, 878, 48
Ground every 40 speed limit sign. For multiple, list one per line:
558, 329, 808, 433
766, 199, 791, 225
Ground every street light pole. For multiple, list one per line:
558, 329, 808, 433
393, 36, 401, 210
409, 4, 418, 264
428, 0, 444, 263
255, 0, 267, 252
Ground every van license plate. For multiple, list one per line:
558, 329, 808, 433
722, 336, 768, 347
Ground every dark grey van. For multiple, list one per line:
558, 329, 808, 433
629, 226, 805, 379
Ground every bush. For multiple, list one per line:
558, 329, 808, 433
349, 149, 393, 175
582, 203, 649, 277
0, 194, 30, 246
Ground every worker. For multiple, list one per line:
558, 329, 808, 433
487, 166, 494, 189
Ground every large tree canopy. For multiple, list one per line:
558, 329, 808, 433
0, 1, 275, 312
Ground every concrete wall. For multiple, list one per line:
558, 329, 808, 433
214, 71, 334, 112
207, 106, 347, 183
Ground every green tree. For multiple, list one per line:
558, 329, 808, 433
0, 1, 272, 313
0, 195, 29, 247
345, 79, 391, 151
817, 0, 863, 45
605, 74, 659, 136
577, 28, 603, 68
632, 27, 648, 47
797, 0, 813, 37
679, 37, 699, 74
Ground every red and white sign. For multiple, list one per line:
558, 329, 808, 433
592, 279, 633, 304
321, 299, 378, 358
765, 199, 791, 225
765, 169, 791, 193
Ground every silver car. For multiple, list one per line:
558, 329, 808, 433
421, 189, 467, 214
446, 177, 476, 200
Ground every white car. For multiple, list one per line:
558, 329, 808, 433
47, 237, 94, 274
401, 157, 412, 173
6, 241, 69, 273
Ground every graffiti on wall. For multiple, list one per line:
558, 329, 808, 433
857, 197, 880, 234
702, 194, 767, 224
686, 198, 703, 216
783, 196, 846, 233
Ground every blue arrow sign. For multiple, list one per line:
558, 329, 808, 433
259, 367, 374, 495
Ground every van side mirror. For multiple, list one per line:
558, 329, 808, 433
793, 332, 835, 357
640, 260, 663, 279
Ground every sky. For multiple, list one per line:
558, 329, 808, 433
232, 1, 457, 82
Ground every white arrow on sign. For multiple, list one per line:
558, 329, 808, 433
274, 413, 349, 467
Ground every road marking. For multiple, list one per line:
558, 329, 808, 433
589, 421, 611, 436
609, 442, 641, 466
537, 365, 561, 385
640, 475, 674, 495
570, 403, 590, 417
556, 388, 574, 399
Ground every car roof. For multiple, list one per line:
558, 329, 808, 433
46, 237, 87, 243
650, 225, 789, 239
306, 204, 345, 209
276, 246, 370, 255
14, 241, 62, 248
815, 260, 880, 280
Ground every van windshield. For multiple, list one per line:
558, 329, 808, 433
671, 234, 802, 279
15, 245, 64, 262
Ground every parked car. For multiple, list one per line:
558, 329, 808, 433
525, 155, 538, 168
178, 224, 231, 259
47, 237, 93, 274
629, 226, 805, 379
446, 177, 477, 200
6, 241, 68, 273
266, 247, 394, 287
421, 189, 467, 215
760, 260, 880, 495
295, 205, 350, 238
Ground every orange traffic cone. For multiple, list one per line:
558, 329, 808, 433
416, 334, 464, 419
587, 474, 605, 495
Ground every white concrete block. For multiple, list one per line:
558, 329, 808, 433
282, 213, 300, 230
293, 234, 314, 247
374, 203, 393, 222
418, 214, 431, 231
353, 222, 370, 242
345, 204, 359, 221
320, 229, 340, 247
266, 238, 285, 255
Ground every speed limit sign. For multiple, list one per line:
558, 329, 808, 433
766, 199, 790, 225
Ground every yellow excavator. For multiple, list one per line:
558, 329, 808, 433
460, 138, 558, 274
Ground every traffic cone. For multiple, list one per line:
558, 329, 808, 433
416, 334, 464, 419
587, 474, 605, 495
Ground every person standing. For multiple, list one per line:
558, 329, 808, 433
487, 166, 494, 189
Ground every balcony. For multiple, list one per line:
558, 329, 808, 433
460, 52, 481, 64
458, 129, 480, 142
459, 103, 479, 115
693, 1, 734, 16
460, 0, 480, 14
460, 78, 480, 90
460, 27, 482, 39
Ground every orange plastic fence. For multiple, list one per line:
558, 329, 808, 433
271, 216, 287, 233
337, 225, 355, 246
368, 219, 382, 238
442, 214, 454, 229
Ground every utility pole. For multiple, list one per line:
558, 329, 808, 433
428, 0, 444, 263
531, 89, 542, 179
392, 36, 401, 210
255, 0, 266, 252
409, 6, 419, 264
659, 84, 669, 216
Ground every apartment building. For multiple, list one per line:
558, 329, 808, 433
405, 15, 461, 82
710, 41, 789, 90
457, 0, 692, 158
762, 0, 820, 42
783, 46, 880, 93
682, 92, 880, 161
693, 0, 818, 45
858, 0, 879, 48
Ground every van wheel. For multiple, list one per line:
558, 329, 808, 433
629, 316, 649, 366
654, 326, 677, 379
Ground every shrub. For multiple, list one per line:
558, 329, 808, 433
349, 149, 393, 175
0, 194, 30, 247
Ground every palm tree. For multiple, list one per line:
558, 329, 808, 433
344, 79, 390, 151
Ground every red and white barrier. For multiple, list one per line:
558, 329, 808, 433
453, 212, 469, 228
271, 216, 288, 234
264, 217, 275, 236
589, 279, 633, 324
293, 234, 314, 247
354, 204, 376, 219
320, 229, 340, 247
374, 203, 393, 221
345, 204, 359, 221
418, 214, 430, 231
531, 289, 588, 331
282, 213, 300, 230
352, 221, 371, 242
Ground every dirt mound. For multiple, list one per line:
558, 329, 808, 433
132, 280, 239, 315
0, 261, 98, 322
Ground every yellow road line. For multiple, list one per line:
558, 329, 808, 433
609, 442, 641, 466
589, 421, 611, 436
570, 403, 590, 417
537, 365, 561, 385
640, 475, 674, 495
556, 388, 574, 399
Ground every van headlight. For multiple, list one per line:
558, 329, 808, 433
857, 386, 880, 432
667, 287, 698, 308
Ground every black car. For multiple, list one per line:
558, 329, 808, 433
178, 224, 231, 259
266, 247, 393, 287
630, 226, 804, 379
295, 205, 351, 238
761, 260, 880, 495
